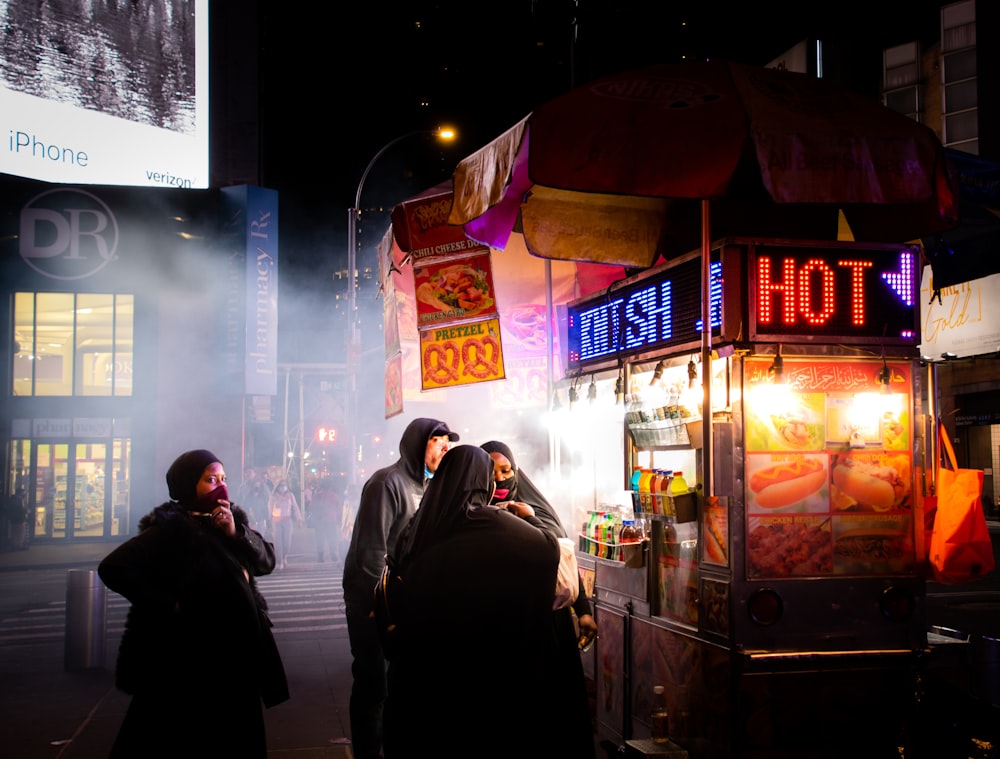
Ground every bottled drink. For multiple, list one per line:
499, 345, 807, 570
602, 511, 617, 560
586, 511, 600, 556
638, 468, 654, 514
651, 685, 669, 743
669, 470, 689, 495
647, 470, 662, 515
619, 518, 641, 565
654, 470, 671, 517
619, 519, 641, 544
593, 511, 607, 558
630, 466, 642, 513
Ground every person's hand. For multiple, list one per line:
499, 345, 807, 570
212, 504, 237, 537
578, 613, 598, 639
497, 500, 535, 518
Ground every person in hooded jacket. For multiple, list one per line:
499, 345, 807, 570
383, 444, 562, 758
342, 417, 458, 759
482, 440, 598, 759
98, 449, 288, 759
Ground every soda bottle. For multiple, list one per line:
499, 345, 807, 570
647, 469, 661, 515
653, 470, 670, 516
638, 468, 653, 514
669, 470, 689, 495
594, 511, 607, 557
586, 510, 600, 556
651, 685, 669, 743
619, 519, 641, 543
630, 466, 642, 513
607, 511, 621, 560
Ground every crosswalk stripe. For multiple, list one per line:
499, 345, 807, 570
0, 569, 347, 646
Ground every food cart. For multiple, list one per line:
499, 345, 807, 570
568, 238, 930, 758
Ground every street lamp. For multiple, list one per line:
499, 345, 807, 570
345, 126, 456, 486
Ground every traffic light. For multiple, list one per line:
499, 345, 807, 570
316, 426, 337, 443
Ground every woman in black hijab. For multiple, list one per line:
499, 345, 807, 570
99, 449, 288, 759
481, 440, 598, 759
384, 445, 564, 758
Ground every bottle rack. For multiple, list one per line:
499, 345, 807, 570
578, 533, 648, 567
627, 414, 704, 450
636, 491, 698, 523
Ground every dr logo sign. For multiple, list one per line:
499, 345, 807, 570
19, 188, 119, 280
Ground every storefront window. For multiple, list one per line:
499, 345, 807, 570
12, 292, 134, 396
20, 434, 131, 541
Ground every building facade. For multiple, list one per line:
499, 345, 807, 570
1, 177, 277, 546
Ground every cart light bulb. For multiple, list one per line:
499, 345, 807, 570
649, 360, 666, 386
880, 586, 915, 622
748, 588, 783, 626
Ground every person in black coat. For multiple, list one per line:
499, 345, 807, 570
383, 445, 562, 759
98, 449, 288, 759
482, 440, 598, 759
342, 417, 458, 759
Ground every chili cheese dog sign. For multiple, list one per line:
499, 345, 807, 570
419, 318, 506, 390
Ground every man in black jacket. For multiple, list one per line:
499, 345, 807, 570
342, 417, 458, 759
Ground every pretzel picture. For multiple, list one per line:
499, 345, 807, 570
461, 335, 500, 380
422, 341, 461, 385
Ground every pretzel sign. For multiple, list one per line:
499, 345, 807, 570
419, 317, 505, 389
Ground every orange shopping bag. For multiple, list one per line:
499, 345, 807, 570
928, 422, 994, 585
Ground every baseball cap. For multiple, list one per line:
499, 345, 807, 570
429, 422, 460, 442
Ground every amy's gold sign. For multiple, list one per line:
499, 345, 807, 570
420, 318, 505, 390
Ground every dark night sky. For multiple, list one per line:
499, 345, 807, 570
258, 0, 951, 207
250, 0, 955, 366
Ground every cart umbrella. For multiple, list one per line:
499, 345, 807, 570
448, 59, 959, 495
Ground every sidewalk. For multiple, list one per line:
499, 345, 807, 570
1, 529, 355, 759
0, 540, 110, 571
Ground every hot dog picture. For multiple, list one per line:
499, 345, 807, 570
830, 452, 911, 512
702, 499, 728, 564
748, 458, 827, 510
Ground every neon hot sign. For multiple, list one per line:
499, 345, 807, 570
750, 246, 918, 343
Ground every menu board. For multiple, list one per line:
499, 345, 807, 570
743, 358, 916, 579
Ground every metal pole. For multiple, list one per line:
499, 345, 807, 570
346, 206, 357, 490
346, 130, 439, 489
299, 372, 306, 512
283, 366, 291, 478
700, 199, 713, 497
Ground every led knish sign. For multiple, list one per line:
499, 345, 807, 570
567, 256, 723, 368
750, 246, 918, 344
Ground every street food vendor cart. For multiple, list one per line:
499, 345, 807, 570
567, 238, 930, 758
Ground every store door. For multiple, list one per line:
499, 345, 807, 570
32, 442, 115, 541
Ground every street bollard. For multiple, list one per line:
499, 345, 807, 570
64, 569, 107, 671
